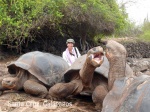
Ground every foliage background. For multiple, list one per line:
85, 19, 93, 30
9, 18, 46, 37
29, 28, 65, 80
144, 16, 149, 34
139, 19, 150, 42
0, 0, 134, 54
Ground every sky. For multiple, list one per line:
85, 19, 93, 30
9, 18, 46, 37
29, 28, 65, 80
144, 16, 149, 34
117, 0, 150, 25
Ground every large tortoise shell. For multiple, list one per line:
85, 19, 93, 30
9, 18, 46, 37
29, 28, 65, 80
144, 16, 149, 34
7, 51, 69, 86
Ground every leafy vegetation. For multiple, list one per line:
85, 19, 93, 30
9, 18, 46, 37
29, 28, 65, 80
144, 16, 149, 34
138, 19, 150, 41
0, 0, 129, 53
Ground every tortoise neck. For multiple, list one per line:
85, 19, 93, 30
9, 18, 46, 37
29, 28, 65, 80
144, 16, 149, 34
108, 56, 126, 90
79, 61, 96, 87
16, 69, 28, 90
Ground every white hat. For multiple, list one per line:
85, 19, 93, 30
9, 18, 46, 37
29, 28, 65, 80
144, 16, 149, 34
66, 39, 75, 44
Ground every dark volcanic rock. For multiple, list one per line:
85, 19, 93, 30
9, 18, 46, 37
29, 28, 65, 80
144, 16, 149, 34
122, 41, 150, 58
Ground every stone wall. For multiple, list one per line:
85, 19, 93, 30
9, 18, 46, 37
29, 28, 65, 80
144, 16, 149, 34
121, 41, 150, 58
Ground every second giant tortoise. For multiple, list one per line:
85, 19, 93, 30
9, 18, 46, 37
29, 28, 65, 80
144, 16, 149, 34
48, 46, 133, 110
0, 51, 69, 98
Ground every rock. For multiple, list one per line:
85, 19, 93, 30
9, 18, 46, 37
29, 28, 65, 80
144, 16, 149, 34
127, 58, 150, 75
122, 41, 150, 58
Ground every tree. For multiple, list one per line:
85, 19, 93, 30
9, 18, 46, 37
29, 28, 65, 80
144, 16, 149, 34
0, 0, 128, 54
139, 19, 150, 41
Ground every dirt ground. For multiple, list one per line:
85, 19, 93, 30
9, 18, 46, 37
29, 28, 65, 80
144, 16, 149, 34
0, 60, 97, 112
0, 56, 150, 112
0, 91, 96, 112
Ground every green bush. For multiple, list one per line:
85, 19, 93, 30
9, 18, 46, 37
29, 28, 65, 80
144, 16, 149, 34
0, 0, 129, 52
139, 30, 150, 41
139, 20, 150, 41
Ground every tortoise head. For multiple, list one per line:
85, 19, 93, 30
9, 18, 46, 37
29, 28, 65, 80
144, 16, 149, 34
86, 46, 104, 67
2, 76, 19, 90
2, 69, 28, 90
105, 40, 127, 61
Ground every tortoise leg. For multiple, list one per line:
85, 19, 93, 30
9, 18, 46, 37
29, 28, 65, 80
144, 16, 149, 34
48, 79, 83, 100
92, 84, 108, 111
23, 80, 48, 98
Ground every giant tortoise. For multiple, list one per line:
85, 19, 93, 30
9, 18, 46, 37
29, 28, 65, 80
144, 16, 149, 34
48, 45, 133, 110
102, 40, 150, 112
0, 51, 69, 98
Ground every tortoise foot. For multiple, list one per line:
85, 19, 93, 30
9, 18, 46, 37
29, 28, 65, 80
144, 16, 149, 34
23, 80, 48, 98
46, 94, 64, 101
95, 103, 102, 112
